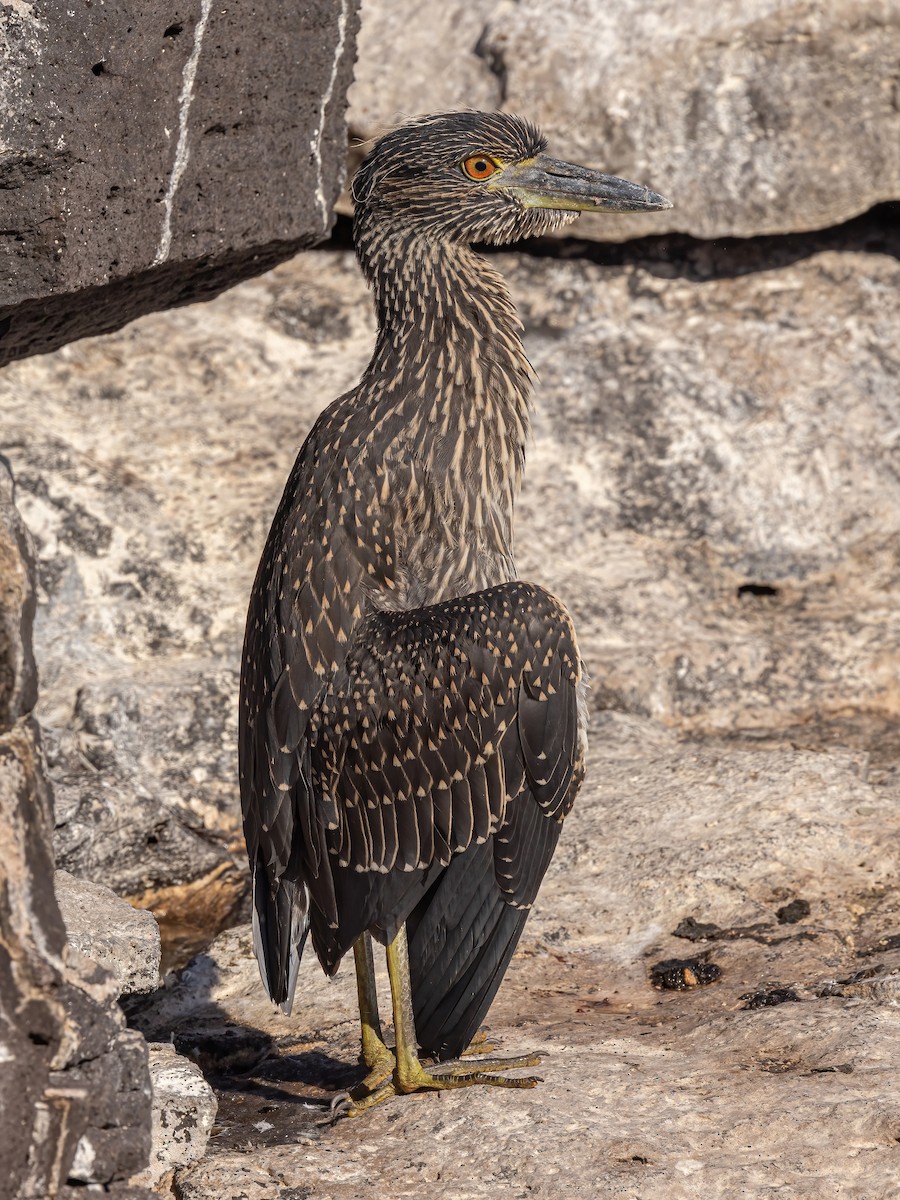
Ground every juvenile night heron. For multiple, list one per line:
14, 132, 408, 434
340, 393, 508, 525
240, 111, 670, 1114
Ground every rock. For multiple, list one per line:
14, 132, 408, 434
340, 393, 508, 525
131, 1044, 218, 1193
508, 244, 900, 743
348, 0, 900, 241
2, 232, 899, 958
54, 970, 153, 1195
0, 466, 154, 1199
45, 664, 247, 972
0, 458, 37, 725
1, 197, 899, 1191
349, 1, 497, 137
56, 869, 162, 998
0, 0, 361, 365
132, 716, 900, 1197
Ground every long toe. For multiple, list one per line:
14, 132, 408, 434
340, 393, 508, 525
428, 1050, 542, 1087
396, 1049, 542, 1094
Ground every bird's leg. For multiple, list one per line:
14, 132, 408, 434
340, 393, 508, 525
327, 935, 397, 1121
353, 933, 395, 1085
390, 924, 541, 1089
343, 925, 541, 1115
340, 925, 541, 1116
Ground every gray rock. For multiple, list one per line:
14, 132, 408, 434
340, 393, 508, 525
136, 717, 900, 1198
130, 1043, 218, 1192
0, 476, 153, 1199
0, 716, 68, 1200
56, 869, 162, 998
0, 459, 37, 726
2, 234, 899, 959
55, 989, 152, 1192
349, 0, 498, 135
507, 245, 900, 741
46, 666, 246, 972
0, 0, 361, 365
348, 0, 900, 240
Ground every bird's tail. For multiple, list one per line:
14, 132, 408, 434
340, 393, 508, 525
250, 854, 309, 1014
406, 838, 531, 1059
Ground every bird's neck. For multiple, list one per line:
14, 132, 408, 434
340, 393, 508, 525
351, 221, 534, 597
356, 227, 535, 447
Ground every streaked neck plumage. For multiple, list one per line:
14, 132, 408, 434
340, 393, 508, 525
351, 212, 535, 604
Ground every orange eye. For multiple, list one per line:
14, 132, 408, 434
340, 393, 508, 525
462, 155, 499, 181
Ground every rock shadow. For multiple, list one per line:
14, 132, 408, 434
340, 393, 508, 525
122, 948, 361, 1148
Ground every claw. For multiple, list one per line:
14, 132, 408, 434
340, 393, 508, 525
317, 1091, 354, 1126
344, 1077, 398, 1116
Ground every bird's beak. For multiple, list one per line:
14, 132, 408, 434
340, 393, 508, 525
493, 153, 672, 213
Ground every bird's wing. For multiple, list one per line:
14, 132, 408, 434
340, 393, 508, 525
304, 579, 585, 981
239, 427, 398, 1009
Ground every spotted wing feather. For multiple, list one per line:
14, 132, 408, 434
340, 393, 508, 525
304, 579, 585, 1030
239, 416, 396, 1010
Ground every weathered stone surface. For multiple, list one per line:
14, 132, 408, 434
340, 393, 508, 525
347, 0, 900, 241
44, 663, 246, 972
0, 472, 153, 1198
0, 460, 37, 726
56, 869, 162, 998
510, 243, 900, 744
132, 717, 900, 1198
0, 0, 360, 365
131, 1043, 217, 1193
1, 219, 899, 1191
349, 0, 497, 136
3, 242, 896, 826
57, 974, 153, 1194
0, 716, 68, 1200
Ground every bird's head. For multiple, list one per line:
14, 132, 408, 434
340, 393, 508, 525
351, 111, 671, 245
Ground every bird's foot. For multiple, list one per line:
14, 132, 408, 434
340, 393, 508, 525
323, 1042, 397, 1123
360, 1040, 397, 1089
332, 1047, 542, 1117
461, 1028, 496, 1057
422, 1049, 542, 1090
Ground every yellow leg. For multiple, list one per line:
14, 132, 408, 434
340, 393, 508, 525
344, 924, 541, 1116
326, 936, 396, 1121
354, 934, 394, 1082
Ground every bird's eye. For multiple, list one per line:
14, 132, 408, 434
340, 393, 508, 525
462, 155, 499, 181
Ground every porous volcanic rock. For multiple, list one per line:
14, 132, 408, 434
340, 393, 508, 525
0, 463, 154, 1199
131, 1043, 218, 1193
348, 0, 900, 241
56, 870, 162, 998
0, 0, 360, 365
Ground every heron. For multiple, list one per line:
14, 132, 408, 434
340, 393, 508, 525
239, 111, 671, 1114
